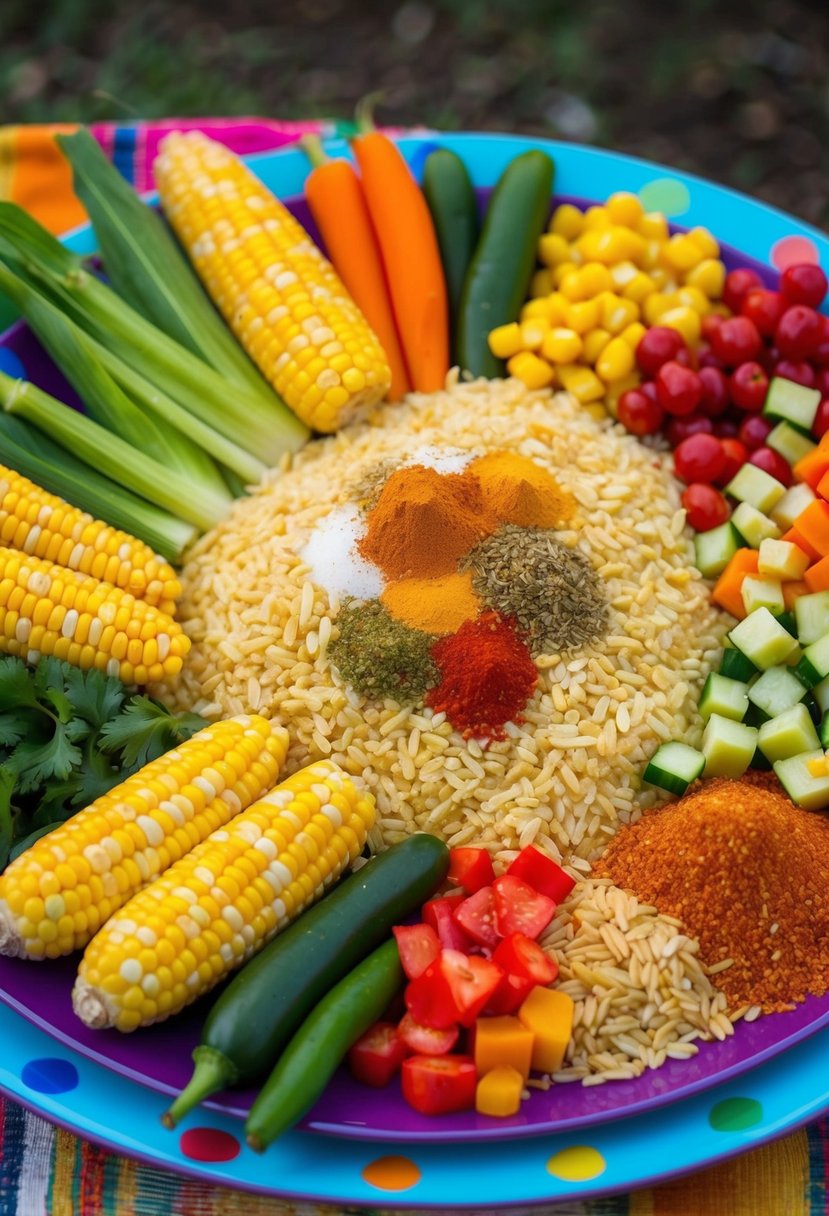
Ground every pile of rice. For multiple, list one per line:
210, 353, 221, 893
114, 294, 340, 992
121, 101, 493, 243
156, 373, 734, 1083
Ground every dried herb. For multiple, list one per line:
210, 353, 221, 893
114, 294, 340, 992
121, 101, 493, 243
329, 599, 439, 702
462, 525, 609, 656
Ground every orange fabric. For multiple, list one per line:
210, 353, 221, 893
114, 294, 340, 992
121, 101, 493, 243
0, 124, 87, 235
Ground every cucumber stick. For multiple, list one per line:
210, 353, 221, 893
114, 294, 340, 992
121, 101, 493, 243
728, 607, 800, 670
694, 521, 741, 578
757, 702, 820, 762
762, 376, 820, 432
422, 149, 479, 363
699, 673, 749, 722
643, 742, 705, 795
795, 592, 829, 646
702, 713, 758, 778
748, 665, 806, 718
795, 632, 829, 687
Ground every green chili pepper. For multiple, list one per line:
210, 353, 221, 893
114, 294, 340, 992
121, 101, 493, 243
245, 938, 404, 1151
422, 148, 479, 362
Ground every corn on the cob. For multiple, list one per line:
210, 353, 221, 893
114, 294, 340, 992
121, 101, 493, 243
154, 131, 392, 434
0, 463, 181, 614
72, 759, 375, 1031
0, 714, 289, 961
0, 547, 189, 685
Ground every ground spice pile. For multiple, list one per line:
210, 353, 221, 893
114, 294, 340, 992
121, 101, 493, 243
595, 777, 829, 1012
328, 599, 438, 702
470, 452, 575, 529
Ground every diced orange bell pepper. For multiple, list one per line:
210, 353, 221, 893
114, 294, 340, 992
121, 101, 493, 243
793, 500, 829, 558
794, 440, 829, 491
781, 526, 821, 563
782, 580, 810, 611
475, 1066, 525, 1117
805, 555, 829, 594
711, 548, 759, 619
518, 986, 575, 1074
472, 1015, 535, 1080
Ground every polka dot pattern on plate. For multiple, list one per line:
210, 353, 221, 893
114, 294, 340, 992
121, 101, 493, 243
361, 1155, 422, 1191
708, 1096, 764, 1132
546, 1145, 607, 1182
771, 234, 820, 271
21, 1058, 79, 1095
179, 1127, 241, 1163
638, 178, 691, 217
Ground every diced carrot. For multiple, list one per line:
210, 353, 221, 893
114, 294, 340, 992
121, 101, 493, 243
781, 527, 821, 563
793, 500, 829, 558
475, 1066, 525, 1118
782, 580, 810, 611
518, 986, 575, 1074
804, 555, 829, 593
794, 445, 829, 491
711, 548, 759, 619
472, 1015, 535, 1080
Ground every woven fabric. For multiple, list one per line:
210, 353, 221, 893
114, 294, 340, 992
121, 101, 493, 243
0, 116, 825, 1215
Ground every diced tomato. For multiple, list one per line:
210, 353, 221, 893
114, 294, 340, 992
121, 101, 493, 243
422, 895, 473, 951
393, 923, 441, 980
454, 885, 500, 949
401, 1054, 478, 1116
484, 970, 536, 1015
447, 846, 496, 894
348, 1021, 410, 1088
506, 846, 576, 903
492, 932, 559, 986
440, 949, 504, 1027
492, 876, 556, 940
405, 958, 461, 1029
398, 1011, 459, 1056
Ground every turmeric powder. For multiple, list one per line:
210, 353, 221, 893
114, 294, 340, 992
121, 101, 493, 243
381, 570, 480, 635
469, 452, 575, 529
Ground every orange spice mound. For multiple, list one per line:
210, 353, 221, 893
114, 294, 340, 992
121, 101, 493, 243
380, 570, 480, 635
594, 778, 829, 1012
469, 452, 575, 529
359, 464, 495, 580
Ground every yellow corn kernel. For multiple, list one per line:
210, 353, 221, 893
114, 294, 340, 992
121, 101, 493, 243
649, 266, 676, 291
519, 318, 550, 351
685, 258, 726, 300
541, 327, 583, 364
564, 300, 600, 335
604, 372, 642, 414
578, 261, 614, 297
605, 191, 645, 227
537, 232, 571, 267
520, 298, 552, 321
549, 203, 584, 239
551, 262, 579, 288
642, 292, 673, 325
663, 233, 705, 273
621, 271, 657, 304
557, 364, 605, 404
506, 352, 555, 390
581, 328, 611, 363
674, 285, 712, 315
600, 294, 640, 335
488, 323, 524, 360
582, 205, 611, 230
659, 305, 702, 346
808, 756, 829, 777
637, 211, 669, 242
529, 268, 553, 298
0, 716, 290, 960
619, 321, 647, 349
687, 226, 720, 258
73, 761, 375, 1031
609, 261, 638, 290
596, 336, 636, 382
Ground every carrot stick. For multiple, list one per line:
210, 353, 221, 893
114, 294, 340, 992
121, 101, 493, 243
301, 136, 410, 402
351, 104, 449, 393
711, 548, 759, 619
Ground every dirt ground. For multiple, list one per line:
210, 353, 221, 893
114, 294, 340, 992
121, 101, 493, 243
1, 0, 828, 228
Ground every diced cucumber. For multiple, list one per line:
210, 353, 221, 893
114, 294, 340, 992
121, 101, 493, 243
773, 749, 829, 809
725, 463, 787, 514
741, 575, 784, 615
745, 701, 771, 727
757, 538, 810, 582
765, 421, 816, 467
757, 702, 821, 762
719, 647, 758, 681
795, 631, 829, 687
731, 501, 781, 548
750, 745, 773, 771
701, 713, 758, 778
774, 610, 799, 637
643, 741, 705, 796
770, 482, 816, 530
820, 711, 829, 749
762, 376, 821, 432
795, 591, 829, 646
813, 674, 829, 715
747, 665, 806, 718
728, 606, 800, 670
699, 672, 750, 722
693, 521, 742, 579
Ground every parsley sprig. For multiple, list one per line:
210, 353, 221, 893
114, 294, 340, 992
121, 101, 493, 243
0, 656, 207, 870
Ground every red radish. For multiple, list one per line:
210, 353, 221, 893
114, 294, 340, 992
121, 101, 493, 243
723, 267, 763, 311
673, 433, 726, 484
780, 263, 827, 308
729, 361, 769, 411
748, 446, 792, 487
681, 483, 730, 531
655, 361, 704, 416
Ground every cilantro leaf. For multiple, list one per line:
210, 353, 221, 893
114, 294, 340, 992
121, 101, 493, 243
62, 665, 127, 729
33, 656, 70, 703
99, 696, 208, 769
0, 711, 32, 750
6, 721, 83, 793
0, 766, 15, 872
0, 657, 41, 712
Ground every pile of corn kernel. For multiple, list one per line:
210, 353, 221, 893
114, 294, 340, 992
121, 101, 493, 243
488, 191, 729, 410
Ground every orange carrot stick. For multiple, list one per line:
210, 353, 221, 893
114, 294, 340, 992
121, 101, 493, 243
351, 109, 449, 393
301, 136, 410, 402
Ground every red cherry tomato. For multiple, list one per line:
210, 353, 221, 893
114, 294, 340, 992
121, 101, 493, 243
716, 437, 749, 485
738, 414, 774, 451
723, 267, 763, 312
398, 1012, 459, 1056
772, 358, 816, 388
780, 263, 828, 309
710, 316, 763, 366
491, 876, 556, 940
729, 360, 769, 411
505, 845, 576, 902
816, 369, 829, 397
748, 446, 792, 487
701, 313, 725, 343
393, 923, 442, 980
401, 1054, 478, 1116
348, 1022, 410, 1088
492, 932, 559, 986
440, 950, 504, 1026
453, 886, 500, 949
740, 288, 787, 337
447, 847, 496, 895
673, 433, 726, 484
775, 305, 823, 359
697, 366, 730, 417
665, 414, 713, 449
422, 895, 473, 952
813, 398, 829, 439
655, 361, 704, 416
813, 317, 829, 368
713, 419, 740, 439
635, 326, 687, 376
681, 483, 731, 531
617, 387, 664, 436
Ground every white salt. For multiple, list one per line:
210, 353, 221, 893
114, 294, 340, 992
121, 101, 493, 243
300, 504, 383, 601
402, 445, 474, 475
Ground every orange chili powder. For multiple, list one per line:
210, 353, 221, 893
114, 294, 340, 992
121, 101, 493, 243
469, 452, 575, 529
595, 777, 829, 1012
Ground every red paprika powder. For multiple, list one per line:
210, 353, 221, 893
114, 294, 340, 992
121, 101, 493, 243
426, 612, 537, 739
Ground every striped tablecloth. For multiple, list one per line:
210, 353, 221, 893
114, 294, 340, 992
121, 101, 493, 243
0, 116, 827, 1215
